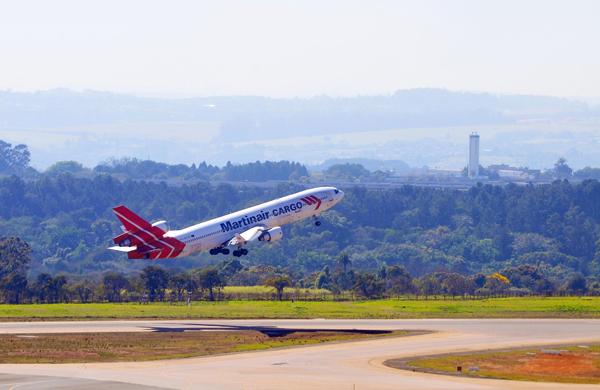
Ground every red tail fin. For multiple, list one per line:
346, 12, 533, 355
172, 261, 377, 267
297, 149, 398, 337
110, 205, 186, 259
112, 205, 152, 232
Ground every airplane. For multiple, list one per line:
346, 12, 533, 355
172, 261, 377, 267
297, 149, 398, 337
109, 186, 344, 259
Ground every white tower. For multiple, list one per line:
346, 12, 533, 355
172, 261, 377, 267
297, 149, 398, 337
468, 133, 480, 178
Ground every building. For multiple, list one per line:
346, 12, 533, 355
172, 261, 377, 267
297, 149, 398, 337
468, 133, 480, 178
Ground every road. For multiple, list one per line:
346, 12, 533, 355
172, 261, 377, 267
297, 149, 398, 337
0, 319, 598, 389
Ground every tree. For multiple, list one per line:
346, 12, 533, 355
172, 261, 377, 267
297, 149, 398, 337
140, 266, 169, 302
170, 272, 197, 301
315, 266, 332, 289
441, 273, 473, 297
34, 273, 53, 303
72, 281, 94, 303
563, 273, 587, 295
0, 141, 30, 174
533, 278, 556, 296
416, 274, 442, 297
502, 264, 548, 292
265, 275, 291, 300
574, 167, 600, 180
483, 273, 511, 295
0, 237, 31, 303
553, 157, 572, 179
0, 273, 27, 303
102, 272, 130, 302
34, 274, 67, 303
45, 161, 85, 176
337, 252, 351, 273
196, 267, 225, 301
0, 237, 31, 281
333, 269, 356, 291
385, 265, 413, 296
470, 273, 487, 289
48, 275, 67, 303
353, 272, 385, 299
325, 163, 370, 181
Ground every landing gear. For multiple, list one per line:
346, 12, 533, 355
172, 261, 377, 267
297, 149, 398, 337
313, 215, 322, 227
211, 246, 247, 256
210, 247, 230, 255
232, 248, 248, 257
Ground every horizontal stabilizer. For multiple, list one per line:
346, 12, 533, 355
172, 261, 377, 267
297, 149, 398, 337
108, 245, 138, 253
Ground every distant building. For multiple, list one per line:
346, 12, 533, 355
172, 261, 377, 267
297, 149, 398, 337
468, 133, 480, 178
497, 169, 532, 180
488, 164, 540, 181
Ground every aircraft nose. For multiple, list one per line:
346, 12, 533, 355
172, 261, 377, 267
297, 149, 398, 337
334, 188, 344, 200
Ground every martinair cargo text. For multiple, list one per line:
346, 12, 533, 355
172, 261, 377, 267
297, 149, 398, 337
109, 187, 344, 259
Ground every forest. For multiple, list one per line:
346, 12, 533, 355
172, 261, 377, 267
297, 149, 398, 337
1, 141, 600, 302
0, 171, 600, 302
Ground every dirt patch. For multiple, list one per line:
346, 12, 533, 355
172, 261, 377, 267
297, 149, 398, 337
0, 329, 416, 364
516, 352, 598, 377
385, 344, 600, 384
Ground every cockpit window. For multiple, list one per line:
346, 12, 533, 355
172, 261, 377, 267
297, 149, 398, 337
334, 189, 339, 194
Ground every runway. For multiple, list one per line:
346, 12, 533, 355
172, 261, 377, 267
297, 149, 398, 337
0, 319, 599, 389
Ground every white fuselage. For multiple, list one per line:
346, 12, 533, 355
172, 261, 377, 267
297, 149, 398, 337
165, 186, 344, 257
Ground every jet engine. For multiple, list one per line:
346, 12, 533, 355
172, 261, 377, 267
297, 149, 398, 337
152, 220, 170, 232
258, 227, 283, 242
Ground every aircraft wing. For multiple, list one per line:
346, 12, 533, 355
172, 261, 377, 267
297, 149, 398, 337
228, 226, 266, 246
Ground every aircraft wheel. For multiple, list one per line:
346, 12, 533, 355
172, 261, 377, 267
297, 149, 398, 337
315, 220, 322, 226
221, 248, 230, 255
209, 248, 219, 255
241, 248, 248, 256
232, 250, 241, 257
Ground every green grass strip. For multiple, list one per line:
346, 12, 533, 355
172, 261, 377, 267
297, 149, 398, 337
0, 297, 599, 320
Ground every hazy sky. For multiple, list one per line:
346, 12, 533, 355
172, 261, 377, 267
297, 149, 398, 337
1, 0, 599, 97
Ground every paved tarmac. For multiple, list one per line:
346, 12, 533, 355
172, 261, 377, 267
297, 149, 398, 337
0, 319, 599, 389
0, 373, 165, 390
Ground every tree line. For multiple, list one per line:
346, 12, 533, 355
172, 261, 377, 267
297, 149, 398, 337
0, 141, 309, 182
93, 158, 309, 182
0, 237, 597, 304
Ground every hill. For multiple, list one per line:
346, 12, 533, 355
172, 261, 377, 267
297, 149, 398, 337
2, 88, 599, 168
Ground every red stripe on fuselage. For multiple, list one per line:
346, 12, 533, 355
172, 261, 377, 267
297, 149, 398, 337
309, 195, 322, 210
301, 197, 314, 205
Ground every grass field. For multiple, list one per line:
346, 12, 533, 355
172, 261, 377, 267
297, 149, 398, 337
221, 286, 333, 299
0, 330, 408, 363
398, 344, 600, 384
0, 297, 599, 320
